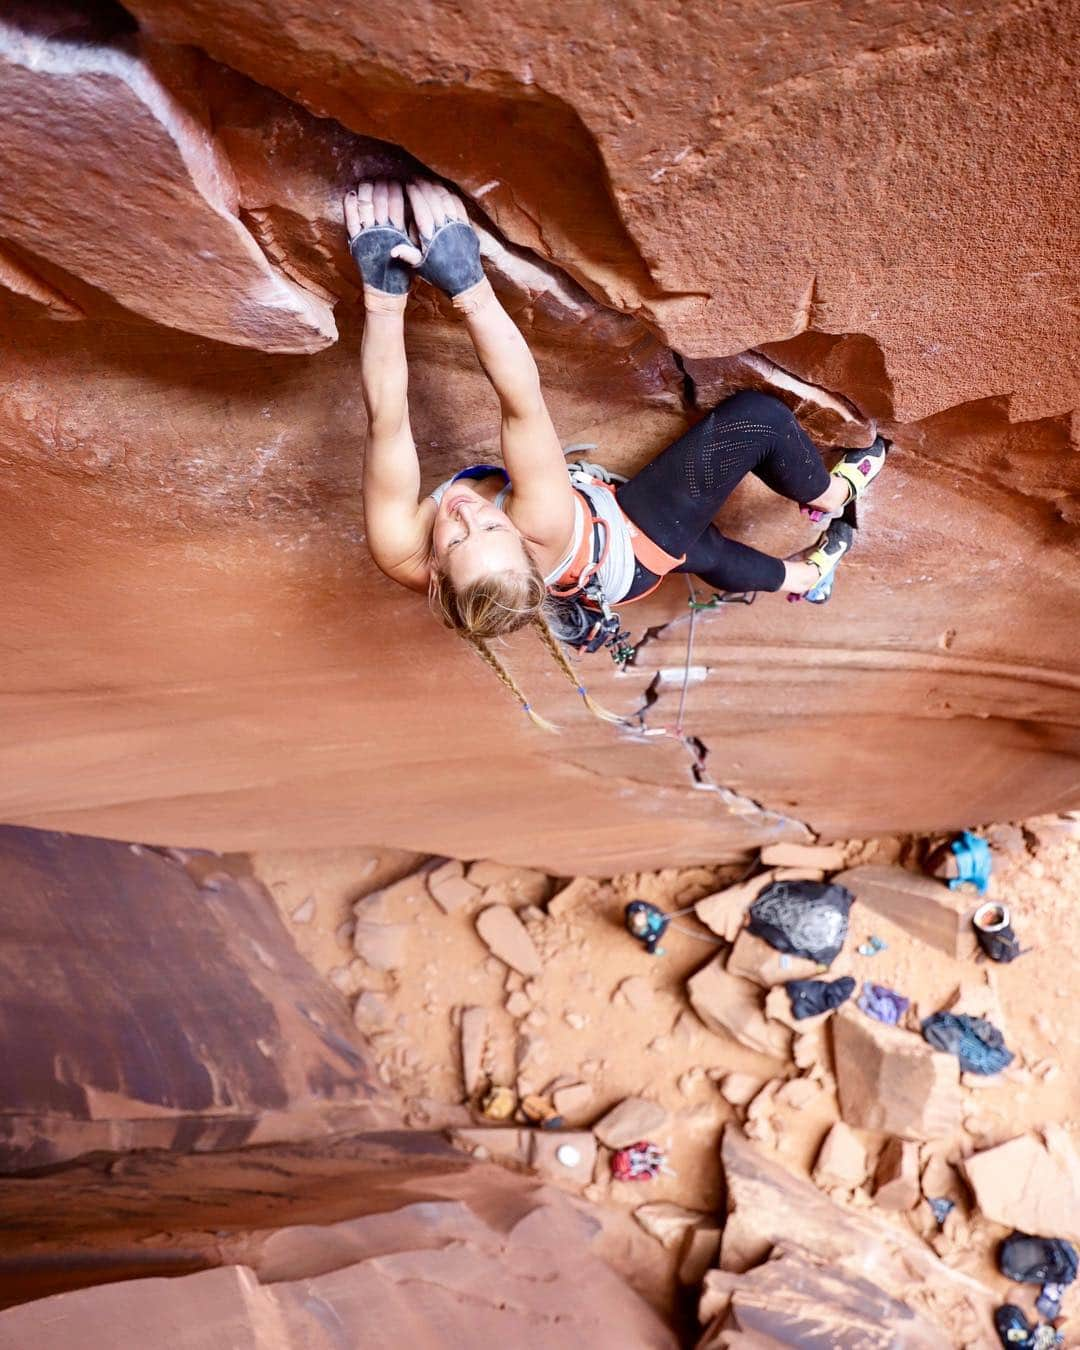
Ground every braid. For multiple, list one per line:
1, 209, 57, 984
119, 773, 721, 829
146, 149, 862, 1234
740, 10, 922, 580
532, 618, 627, 725
465, 635, 560, 733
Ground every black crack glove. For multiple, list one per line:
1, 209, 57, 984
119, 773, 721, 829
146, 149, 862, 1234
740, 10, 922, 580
348, 225, 413, 295
404, 180, 486, 300
343, 180, 414, 312
417, 220, 483, 296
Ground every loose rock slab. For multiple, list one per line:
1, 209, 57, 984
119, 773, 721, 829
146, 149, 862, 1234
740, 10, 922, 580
694, 871, 790, 942
475, 906, 542, 977
832, 1006, 962, 1140
428, 859, 481, 914
459, 1006, 488, 1098
634, 1201, 707, 1250
552, 1082, 592, 1118
717, 1127, 996, 1344
832, 865, 978, 958
812, 1122, 868, 1191
687, 958, 791, 1059
719, 1073, 766, 1107
960, 1131, 1080, 1242
873, 1137, 921, 1212
593, 1097, 668, 1149
726, 929, 822, 987
760, 842, 848, 870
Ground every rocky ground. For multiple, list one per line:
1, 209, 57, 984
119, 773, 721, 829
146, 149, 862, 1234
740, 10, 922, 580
253, 817, 1079, 1345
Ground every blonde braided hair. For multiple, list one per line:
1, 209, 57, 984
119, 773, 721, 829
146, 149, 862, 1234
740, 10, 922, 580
531, 616, 627, 724
429, 538, 627, 730
465, 633, 560, 733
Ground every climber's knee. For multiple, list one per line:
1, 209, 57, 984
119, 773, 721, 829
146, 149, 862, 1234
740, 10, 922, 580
710, 388, 788, 425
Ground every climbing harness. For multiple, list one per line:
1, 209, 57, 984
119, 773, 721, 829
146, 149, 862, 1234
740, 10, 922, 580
550, 452, 638, 668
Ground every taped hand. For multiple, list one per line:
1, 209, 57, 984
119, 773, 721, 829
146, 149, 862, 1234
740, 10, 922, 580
397, 181, 487, 307
344, 179, 414, 311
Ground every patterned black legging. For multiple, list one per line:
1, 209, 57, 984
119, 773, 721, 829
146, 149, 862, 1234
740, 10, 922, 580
616, 390, 831, 595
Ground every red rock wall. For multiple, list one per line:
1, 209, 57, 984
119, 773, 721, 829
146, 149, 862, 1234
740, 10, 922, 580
0, 825, 390, 1170
0, 1, 1077, 870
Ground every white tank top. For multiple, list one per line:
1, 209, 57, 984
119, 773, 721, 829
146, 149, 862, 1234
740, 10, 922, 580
428, 465, 636, 602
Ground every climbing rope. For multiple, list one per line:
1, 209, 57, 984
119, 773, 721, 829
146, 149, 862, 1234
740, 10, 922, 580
636, 577, 756, 741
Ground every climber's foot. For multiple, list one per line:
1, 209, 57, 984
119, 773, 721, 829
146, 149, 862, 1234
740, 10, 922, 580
785, 519, 854, 603
802, 436, 890, 523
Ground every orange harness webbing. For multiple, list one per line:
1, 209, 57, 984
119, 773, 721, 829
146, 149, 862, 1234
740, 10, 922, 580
546, 479, 684, 605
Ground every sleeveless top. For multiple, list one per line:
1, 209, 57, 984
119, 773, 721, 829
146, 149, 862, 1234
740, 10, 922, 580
429, 463, 682, 605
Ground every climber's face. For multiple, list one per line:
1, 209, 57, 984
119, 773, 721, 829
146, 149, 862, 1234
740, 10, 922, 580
432, 486, 529, 588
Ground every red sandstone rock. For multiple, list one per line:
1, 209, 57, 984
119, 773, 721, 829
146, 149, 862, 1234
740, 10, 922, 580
812, 1122, 868, 1192
528, 1130, 597, 1185
0, 240, 81, 319
687, 961, 791, 1060
634, 1202, 708, 1251
774, 1077, 822, 1111
717, 1128, 996, 1344
593, 1097, 669, 1150
0, 825, 387, 1171
129, 0, 1080, 423
552, 1083, 592, 1119
351, 917, 409, 970
693, 876, 762, 942
872, 1137, 921, 1212
0, 1194, 677, 1348
0, 13, 335, 351
678, 1222, 721, 1287
428, 860, 481, 914
725, 930, 822, 988
0, 6, 1075, 872
960, 1131, 1080, 1242
459, 1007, 488, 1099
683, 351, 877, 450
759, 842, 848, 871
831, 1006, 962, 1140
475, 907, 542, 978
718, 1074, 766, 1108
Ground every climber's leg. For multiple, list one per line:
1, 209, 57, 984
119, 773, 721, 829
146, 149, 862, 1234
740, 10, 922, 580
616, 390, 841, 597
616, 390, 832, 562
673, 526, 787, 594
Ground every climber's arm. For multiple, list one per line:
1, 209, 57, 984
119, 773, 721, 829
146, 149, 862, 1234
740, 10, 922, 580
359, 310, 433, 591
402, 180, 575, 546
462, 281, 573, 530
347, 180, 433, 591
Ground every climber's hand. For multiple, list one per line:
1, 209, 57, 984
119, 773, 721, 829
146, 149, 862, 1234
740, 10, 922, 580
344, 179, 414, 312
401, 180, 486, 302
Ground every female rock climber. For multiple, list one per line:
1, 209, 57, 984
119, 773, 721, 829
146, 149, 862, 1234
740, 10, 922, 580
346, 178, 887, 728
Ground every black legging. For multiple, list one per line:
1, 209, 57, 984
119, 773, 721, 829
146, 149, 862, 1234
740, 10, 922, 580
615, 390, 831, 596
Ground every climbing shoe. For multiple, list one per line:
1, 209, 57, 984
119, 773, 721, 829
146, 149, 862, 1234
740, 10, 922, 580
789, 518, 854, 605
802, 436, 890, 523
